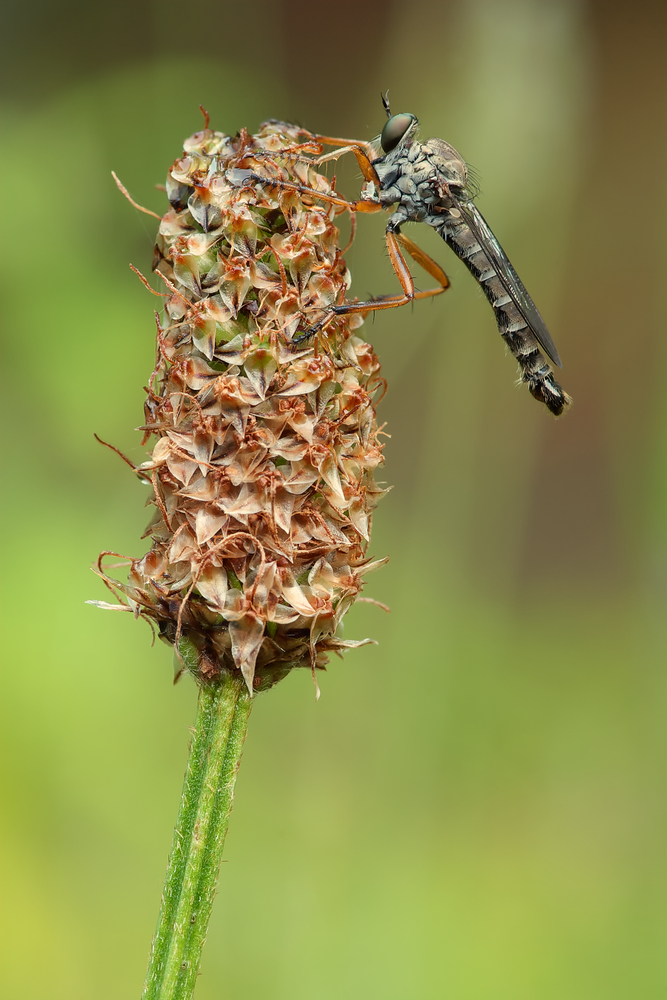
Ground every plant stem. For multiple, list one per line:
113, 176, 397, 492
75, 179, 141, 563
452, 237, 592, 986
142, 669, 252, 1000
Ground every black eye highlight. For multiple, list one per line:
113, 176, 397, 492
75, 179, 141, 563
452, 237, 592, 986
380, 113, 416, 153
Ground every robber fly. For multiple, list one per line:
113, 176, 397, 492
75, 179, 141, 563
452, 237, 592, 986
249, 99, 571, 415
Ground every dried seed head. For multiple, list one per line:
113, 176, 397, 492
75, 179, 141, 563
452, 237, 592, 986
94, 120, 389, 693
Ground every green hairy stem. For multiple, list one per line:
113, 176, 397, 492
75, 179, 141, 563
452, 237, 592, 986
142, 670, 252, 1000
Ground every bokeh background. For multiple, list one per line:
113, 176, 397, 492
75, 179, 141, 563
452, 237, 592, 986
2, 0, 667, 996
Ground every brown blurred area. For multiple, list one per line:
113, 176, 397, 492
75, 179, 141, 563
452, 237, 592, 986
0, 0, 394, 130
526, 0, 667, 589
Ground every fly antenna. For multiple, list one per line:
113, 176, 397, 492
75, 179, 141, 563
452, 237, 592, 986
381, 90, 391, 118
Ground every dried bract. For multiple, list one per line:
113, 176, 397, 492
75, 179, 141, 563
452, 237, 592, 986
95, 121, 388, 693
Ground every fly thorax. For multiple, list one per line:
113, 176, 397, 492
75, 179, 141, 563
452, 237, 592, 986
373, 159, 400, 186
423, 138, 467, 188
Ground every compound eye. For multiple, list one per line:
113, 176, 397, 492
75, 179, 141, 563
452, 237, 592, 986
380, 113, 417, 153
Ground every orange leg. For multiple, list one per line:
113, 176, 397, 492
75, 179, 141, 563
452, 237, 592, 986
309, 133, 375, 156
255, 130, 381, 189
308, 136, 381, 187
336, 231, 450, 313
293, 231, 451, 343
246, 171, 383, 215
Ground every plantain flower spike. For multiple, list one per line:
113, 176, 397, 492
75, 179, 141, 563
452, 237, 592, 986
94, 120, 389, 694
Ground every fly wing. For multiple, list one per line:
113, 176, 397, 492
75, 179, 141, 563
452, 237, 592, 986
454, 197, 562, 368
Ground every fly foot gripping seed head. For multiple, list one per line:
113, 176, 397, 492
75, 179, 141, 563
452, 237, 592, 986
94, 120, 389, 694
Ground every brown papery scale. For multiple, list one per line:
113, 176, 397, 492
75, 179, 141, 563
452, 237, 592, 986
95, 121, 388, 694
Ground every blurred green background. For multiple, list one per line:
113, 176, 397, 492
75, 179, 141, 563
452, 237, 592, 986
2, 0, 667, 996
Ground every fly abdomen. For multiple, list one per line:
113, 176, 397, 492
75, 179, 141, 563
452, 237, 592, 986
520, 350, 571, 415
433, 216, 570, 415
492, 294, 512, 308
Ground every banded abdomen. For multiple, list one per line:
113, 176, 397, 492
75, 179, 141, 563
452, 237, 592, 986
432, 210, 571, 416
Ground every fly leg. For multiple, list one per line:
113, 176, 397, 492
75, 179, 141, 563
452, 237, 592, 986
255, 135, 381, 192
310, 133, 376, 158
338, 228, 452, 310
293, 229, 451, 343
306, 136, 382, 188
244, 171, 382, 216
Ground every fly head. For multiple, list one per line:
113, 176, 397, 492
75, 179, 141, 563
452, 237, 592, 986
380, 113, 418, 154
